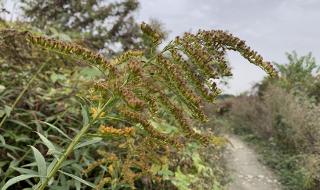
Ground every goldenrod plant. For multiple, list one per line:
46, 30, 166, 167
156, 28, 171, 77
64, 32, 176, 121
0, 22, 277, 190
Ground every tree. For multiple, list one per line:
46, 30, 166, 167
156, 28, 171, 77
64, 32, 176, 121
276, 51, 317, 90
20, 0, 145, 55
255, 51, 320, 98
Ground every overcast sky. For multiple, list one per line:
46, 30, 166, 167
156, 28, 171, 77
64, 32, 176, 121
3, 0, 320, 94
136, 0, 320, 94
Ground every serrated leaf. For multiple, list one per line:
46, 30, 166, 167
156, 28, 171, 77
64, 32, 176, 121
1, 174, 39, 190
59, 170, 96, 188
30, 146, 47, 184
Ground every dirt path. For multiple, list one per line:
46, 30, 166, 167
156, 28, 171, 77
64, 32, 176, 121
225, 135, 282, 190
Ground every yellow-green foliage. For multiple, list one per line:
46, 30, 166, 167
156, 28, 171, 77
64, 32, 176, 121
0, 22, 277, 189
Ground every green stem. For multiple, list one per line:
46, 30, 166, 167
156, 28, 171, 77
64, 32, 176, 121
37, 122, 91, 190
37, 98, 115, 189
0, 62, 47, 129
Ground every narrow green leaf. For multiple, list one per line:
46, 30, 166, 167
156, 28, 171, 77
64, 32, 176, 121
0, 161, 8, 167
0, 84, 5, 93
36, 132, 61, 156
58, 170, 96, 188
40, 121, 72, 141
8, 120, 32, 130
75, 180, 81, 190
4, 105, 12, 117
0, 143, 24, 152
74, 137, 102, 150
21, 162, 37, 168
0, 135, 5, 145
0, 110, 5, 118
47, 158, 58, 175
81, 105, 89, 126
46, 158, 58, 186
1, 174, 39, 190
30, 146, 47, 184
11, 166, 37, 175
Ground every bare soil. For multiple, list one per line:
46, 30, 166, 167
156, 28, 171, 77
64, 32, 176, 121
225, 135, 282, 190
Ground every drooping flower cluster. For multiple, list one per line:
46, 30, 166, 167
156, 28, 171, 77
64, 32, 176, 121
3, 23, 277, 188
25, 31, 117, 74
10, 23, 277, 147
99, 125, 135, 136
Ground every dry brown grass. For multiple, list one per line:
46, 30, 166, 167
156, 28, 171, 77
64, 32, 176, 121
226, 84, 320, 189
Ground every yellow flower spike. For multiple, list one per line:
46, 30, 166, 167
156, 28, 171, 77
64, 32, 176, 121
90, 107, 105, 119
110, 50, 144, 65
23, 31, 117, 74
98, 125, 135, 136
141, 22, 162, 44
82, 158, 108, 174
108, 164, 114, 175
96, 177, 111, 190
